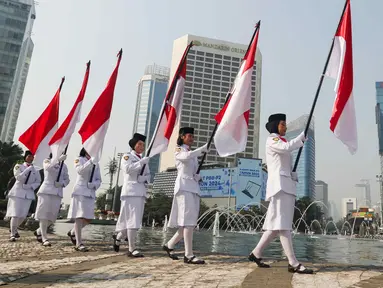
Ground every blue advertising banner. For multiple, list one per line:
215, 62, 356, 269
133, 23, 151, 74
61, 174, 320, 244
236, 158, 263, 208
199, 168, 237, 198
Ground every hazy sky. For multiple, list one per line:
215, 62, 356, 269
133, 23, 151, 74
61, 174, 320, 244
14, 0, 383, 217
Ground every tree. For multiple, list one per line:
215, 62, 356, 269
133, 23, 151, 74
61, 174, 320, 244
105, 158, 118, 191
143, 192, 173, 226
96, 193, 107, 210
0, 141, 23, 199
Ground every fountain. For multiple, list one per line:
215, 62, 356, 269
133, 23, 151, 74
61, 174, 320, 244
163, 215, 168, 232
324, 221, 340, 235
295, 201, 328, 233
309, 219, 323, 235
212, 211, 221, 237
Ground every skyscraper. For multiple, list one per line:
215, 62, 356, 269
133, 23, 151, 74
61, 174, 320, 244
0, 0, 36, 142
159, 34, 262, 171
315, 180, 328, 218
133, 64, 169, 176
285, 115, 315, 199
375, 81, 383, 219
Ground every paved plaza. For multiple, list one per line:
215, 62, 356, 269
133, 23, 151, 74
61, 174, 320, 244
0, 227, 383, 287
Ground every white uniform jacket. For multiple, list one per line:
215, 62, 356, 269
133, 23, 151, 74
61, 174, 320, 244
8, 162, 41, 200
37, 159, 70, 198
120, 151, 150, 198
265, 132, 305, 201
71, 157, 101, 199
174, 144, 204, 195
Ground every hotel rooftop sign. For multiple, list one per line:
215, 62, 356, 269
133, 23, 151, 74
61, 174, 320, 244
192, 40, 247, 55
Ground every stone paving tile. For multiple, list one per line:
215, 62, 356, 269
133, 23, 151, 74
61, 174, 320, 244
47, 255, 254, 288
291, 267, 383, 288
0, 253, 120, 286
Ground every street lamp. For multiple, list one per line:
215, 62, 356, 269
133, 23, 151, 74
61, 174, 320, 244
375, 174, 383, 227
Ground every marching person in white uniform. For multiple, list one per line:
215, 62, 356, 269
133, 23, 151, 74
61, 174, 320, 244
163, 127, 208, 265
6, 151, 41, 241
34, 153, 69, 246
248, 113, 313, 274
67, 148, 101, 252
113, 133, 150, 257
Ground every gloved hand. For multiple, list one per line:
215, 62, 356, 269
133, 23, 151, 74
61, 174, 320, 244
23, 184, 32, 190
140, 157, 150, 165
59, 154, 67, 162
201, 143, 209, 153
194, 174, 201, 182
298, 132, 308, 142
138, 175, 147, 183
145, 175, 151, 183
87, 182, 96, 189
90, 157, 96, 164
54, 181, 64, 188
291, 172, 299, 182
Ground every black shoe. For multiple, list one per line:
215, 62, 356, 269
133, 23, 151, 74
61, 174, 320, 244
9, 229, 20, 239
34, 230, 43, 243
162, 245, 179, 260
288, 264, 314, 274
42, 240, 52, 247
75, 244, 89, 252
128, 249, 144, 258
67, 231, 76, 246
184, 256, 205, 265
248, 253, 270, 268
112, 234, 120, 252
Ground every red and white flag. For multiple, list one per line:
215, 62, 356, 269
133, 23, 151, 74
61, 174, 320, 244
19, 77, 64, 167
49, 62, 90, 163
325, 0, 357, 154
214, 24, 260, 157
78, 50, 122, 163
148, 43, 192, 157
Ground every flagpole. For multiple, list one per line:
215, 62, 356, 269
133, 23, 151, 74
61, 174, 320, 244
55, 62, 90, 182
139, 41, 194, 176
292, 0, 349, 172
25, 76, 65, 184
196, 21, 261, 174
86, 50, 122, 183
56, 145, 68, 182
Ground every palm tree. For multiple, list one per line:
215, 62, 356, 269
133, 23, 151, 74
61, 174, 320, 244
104, 158, 118, 191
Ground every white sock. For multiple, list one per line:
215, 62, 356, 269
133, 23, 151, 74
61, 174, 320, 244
36, 228, 41, 235
16, 217, 25, 226
81, 220, 89, 229
279, 230, 299, 267
70, 227, 75, 235
74, 219, 83, 246
183, 227, 194, 258
10, 217, 18, 237
116, 230, 127, 244
127, 229, 138, 252
39, 220, 49, 242
167, 227, 184, 249
252, 230, 279, 258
